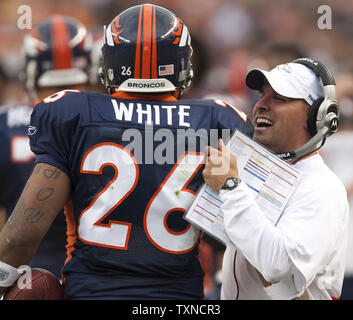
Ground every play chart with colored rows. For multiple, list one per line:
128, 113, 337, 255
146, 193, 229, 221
185, 130, 302, 245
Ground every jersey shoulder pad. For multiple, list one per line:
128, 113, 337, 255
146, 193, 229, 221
40, 89, 86, 106
34, 89, 90, 120
210, 99, 248, 122
183, 98, 248, 122
180, 98, 218, 108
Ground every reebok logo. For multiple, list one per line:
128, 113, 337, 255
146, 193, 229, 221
27, 125, 37, 135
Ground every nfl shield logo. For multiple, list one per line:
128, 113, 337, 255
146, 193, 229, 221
108, 68, 114, 81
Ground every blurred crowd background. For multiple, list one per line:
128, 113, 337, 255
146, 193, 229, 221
1, 0, 353, 300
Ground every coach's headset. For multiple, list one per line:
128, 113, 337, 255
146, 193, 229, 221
277, 58, 340, 162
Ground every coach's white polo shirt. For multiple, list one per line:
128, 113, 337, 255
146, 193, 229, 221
220, 154, 349, 300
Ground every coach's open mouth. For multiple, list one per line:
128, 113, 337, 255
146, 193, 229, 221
255, 117, 274, 129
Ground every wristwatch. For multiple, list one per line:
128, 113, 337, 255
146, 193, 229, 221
221, 177, 241, 190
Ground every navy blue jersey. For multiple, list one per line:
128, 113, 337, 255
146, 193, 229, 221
0, 104, 66, 279
29, 90, 253, 299
0, 105, 35, 213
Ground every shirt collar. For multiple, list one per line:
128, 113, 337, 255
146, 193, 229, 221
111, 91, 178, 102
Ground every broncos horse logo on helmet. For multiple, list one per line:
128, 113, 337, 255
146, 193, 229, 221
100, 4, 193, 95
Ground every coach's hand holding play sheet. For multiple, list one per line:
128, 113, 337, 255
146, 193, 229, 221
185, 130, 301, 245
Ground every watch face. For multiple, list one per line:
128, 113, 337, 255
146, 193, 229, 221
222, 177, 240, 190
227, 180, 235, 188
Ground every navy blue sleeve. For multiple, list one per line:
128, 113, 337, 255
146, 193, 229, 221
29, 91, 85, 175
213, 100, 254, 138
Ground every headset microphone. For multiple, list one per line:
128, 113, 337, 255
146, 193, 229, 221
277, 126, 328, 161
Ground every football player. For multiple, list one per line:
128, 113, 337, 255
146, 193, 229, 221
0, 15, 95, 279
0, 4, 253, 299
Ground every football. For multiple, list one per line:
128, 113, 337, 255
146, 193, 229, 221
3, 268, 64, 300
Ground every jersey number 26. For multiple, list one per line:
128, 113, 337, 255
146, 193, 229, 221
78, 142, 204, 254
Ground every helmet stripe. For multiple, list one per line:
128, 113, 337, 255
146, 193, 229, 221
141, 4, 153, 79
151, 5, 157, 79
51, 15, 72, 69
134, 6, 143, 78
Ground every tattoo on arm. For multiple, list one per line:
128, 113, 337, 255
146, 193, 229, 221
36, 187, 54, 201
7, 201, 45, 234
7, 166, 60, 234
0, 163, 70, 265
33, 164, 42, 174
43, 167, 62, 179
24, 208, 45, 224
33, 164, 62, 180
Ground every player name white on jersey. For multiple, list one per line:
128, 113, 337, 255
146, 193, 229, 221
111, 100, 191, 127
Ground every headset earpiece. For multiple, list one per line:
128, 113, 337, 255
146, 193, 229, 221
323, 103, 339, 136
293, 58, 339, 138
307, 97, 324, 137
277, 58, 340, 161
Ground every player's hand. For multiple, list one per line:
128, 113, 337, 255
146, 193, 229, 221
202, 139, 239, 192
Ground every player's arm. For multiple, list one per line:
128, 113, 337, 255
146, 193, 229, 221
0, 163, 70, 295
